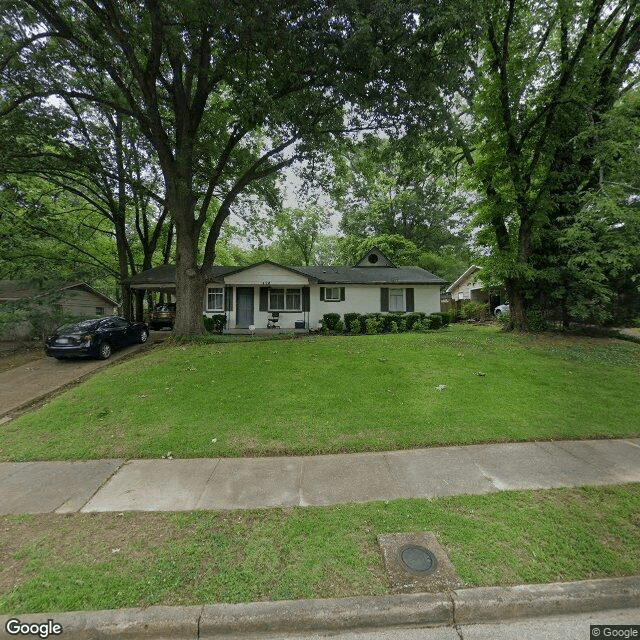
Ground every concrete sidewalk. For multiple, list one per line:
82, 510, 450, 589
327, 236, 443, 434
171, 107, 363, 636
1, 438, 639, 514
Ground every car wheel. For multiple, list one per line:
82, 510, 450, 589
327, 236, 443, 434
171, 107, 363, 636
494, 309, 502, 317
98, 342, 112, 359
139, 329, 148, 343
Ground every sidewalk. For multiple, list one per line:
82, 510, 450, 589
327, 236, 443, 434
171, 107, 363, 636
1, 438, 639, 514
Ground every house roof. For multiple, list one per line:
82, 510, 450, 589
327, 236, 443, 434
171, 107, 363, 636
291, 265, 444, 284
0, 281, 119, 306
445, 266, 482, 294
125, 262, 444, 286
125, 264, 237, 286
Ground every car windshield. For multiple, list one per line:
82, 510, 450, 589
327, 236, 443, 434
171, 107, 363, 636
56, 319, 102, 334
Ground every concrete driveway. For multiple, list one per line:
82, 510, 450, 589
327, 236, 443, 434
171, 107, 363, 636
0, 331, 166, 420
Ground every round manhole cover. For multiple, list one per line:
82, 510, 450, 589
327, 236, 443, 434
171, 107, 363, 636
400, 546, 437, 575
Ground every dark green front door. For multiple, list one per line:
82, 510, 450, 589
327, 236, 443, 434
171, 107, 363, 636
236, 287, 254, 327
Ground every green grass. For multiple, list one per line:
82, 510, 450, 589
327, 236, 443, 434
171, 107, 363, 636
1, 326, 639, 461
1, 484, 639, 613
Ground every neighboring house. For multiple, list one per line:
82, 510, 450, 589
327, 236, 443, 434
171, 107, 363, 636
445, 266, 505, 312
126, 247, 444, 330
0, 281, 120, 317
446, 265, 487, 302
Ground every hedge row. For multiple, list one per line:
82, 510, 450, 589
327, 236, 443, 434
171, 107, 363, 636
320, 311, 451, 334
203, 314, 227, 333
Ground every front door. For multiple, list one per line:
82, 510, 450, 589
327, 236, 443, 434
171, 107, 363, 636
236, 287, 254, 328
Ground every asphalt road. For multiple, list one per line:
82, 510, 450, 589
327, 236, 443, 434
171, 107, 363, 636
278, 608, 640, 640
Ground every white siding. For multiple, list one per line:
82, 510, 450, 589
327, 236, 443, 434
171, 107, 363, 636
449, 275, 485, 301
224, 263, 309, 286
203, 280, 442, 330
308, 284, 441, 329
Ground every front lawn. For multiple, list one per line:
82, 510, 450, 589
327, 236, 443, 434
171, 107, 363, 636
1, 326, 639, 461
1, 484, 639, 613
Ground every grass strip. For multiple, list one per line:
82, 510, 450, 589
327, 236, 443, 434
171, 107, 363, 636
1, 484, 639, 614
1, 326, 639, 461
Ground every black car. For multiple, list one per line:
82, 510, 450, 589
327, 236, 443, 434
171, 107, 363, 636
45, 316, 149, 360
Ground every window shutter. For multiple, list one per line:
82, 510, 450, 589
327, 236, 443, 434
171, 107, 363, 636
405, 288, 414, 312
259, 287, 269, 311
380, 288, 389, 312
302, 286, 310, 311
224, 286, 233, 311
320, 287, 325, 301
340, 287, 345, 301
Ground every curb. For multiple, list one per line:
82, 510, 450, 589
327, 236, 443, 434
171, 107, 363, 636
1, 576, 639, 638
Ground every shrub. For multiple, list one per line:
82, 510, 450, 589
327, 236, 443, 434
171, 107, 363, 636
428, 313, 442, 329
461, 301, 490, 322
203, 314, 227, 333
320, 313, 341, 332
361, 313, 383, 333
526, 305, 547, 332
389, 321, 399, 333
404, 312, 426, 330
349, 319, 361, 334
365, 317, 380, 334
382, 312, 405, 332
334, 319, 344, 333
432, 311, 451, 327
343, 313, 361, 334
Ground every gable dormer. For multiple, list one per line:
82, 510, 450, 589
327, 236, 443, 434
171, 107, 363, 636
355, 246, 396, 268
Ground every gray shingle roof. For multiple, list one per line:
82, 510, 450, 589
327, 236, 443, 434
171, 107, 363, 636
126, 265, 236, 285
291, 265, 444, 284
126, 263, 444, 286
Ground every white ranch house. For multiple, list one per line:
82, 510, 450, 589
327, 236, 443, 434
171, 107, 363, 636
127, 248, 444, 331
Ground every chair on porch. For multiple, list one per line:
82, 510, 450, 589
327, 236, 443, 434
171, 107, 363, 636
267, 312, 280, 328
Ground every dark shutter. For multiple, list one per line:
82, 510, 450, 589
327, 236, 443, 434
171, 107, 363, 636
224, 286, 233, 311
259, 287, 269, 311
380, 288, 389, 312
302, 286, 310, 311
405, 288, 414, 312
320, 287, 325, 301
340, 287, 345, 301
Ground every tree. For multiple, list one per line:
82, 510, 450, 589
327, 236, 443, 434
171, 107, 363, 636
458, 0, 640, 329
2, 1, 466, 335
0, 175, 120, 292
332, 135, 472, 255
338, 233, 421, 265
1, 98, 173, 319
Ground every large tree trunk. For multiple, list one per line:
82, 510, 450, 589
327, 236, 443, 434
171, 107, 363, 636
173, 212, 206, 336
505, 277, 528, 331
114, 218, 133, 320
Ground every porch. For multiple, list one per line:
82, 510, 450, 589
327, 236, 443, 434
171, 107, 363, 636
223, 327, 310, 336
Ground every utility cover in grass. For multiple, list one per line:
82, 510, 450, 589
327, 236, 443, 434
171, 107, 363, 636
378, 531, 463, 594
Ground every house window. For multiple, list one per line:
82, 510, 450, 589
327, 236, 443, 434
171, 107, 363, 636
458, 292, 464, 300
389, 288, 405, 312
269, 288, 301, 311
207, 287, 224, 311
325, 287, 341, 301
95, 306, 104, 315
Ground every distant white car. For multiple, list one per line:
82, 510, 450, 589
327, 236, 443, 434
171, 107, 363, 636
494, 303, 510, 317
